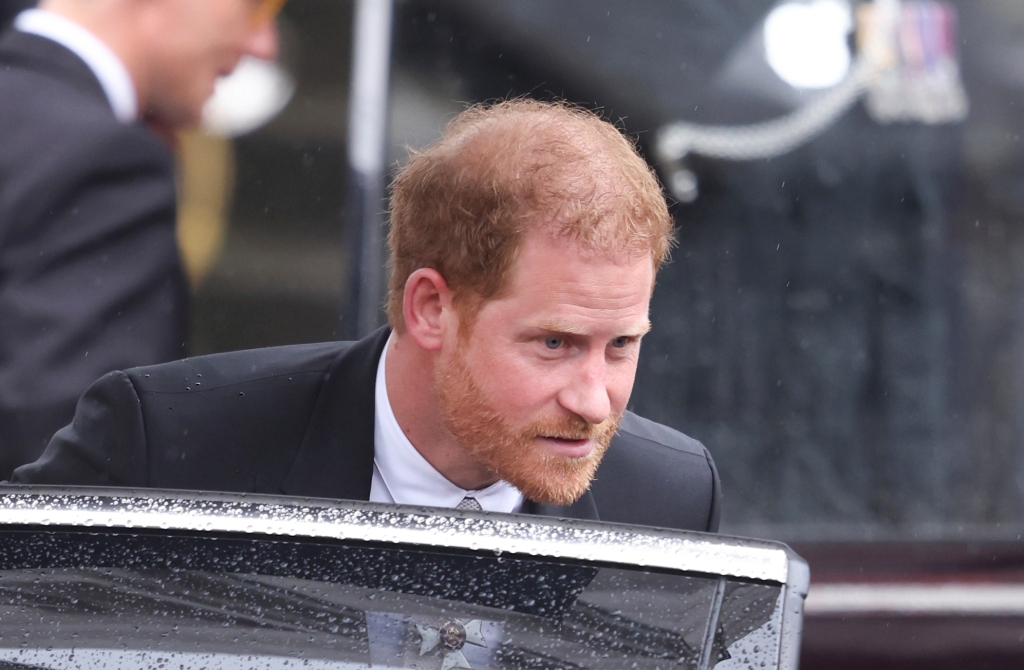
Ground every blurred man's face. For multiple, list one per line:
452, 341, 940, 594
144, 0, 279, 127
433, 228, 654, 505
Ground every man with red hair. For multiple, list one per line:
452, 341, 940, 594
13, 100, 720, 532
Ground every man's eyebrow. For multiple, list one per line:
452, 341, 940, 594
534, 319, 653, 337
631, 320, 653, 337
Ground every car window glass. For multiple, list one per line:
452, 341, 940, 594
0, 528, 783, 670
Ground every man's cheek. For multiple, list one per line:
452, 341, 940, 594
499, 373, 553, 407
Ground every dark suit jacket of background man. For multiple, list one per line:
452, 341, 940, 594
0, 29, 188, 478
0, 1, 34, 32
12, 328, 722, 532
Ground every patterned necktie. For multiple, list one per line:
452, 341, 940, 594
456, 496, 483, 511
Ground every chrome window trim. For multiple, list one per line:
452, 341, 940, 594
0, 486, 792, 583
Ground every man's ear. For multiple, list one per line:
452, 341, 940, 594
403, 268, 454, 351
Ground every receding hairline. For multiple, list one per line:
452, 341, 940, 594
445, 104, 663, 249
440, 102, 634, 171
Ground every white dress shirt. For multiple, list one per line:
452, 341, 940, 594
15, 9, 138, 123
370, 334, 524, 513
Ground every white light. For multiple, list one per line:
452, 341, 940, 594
669, 168, 699, 203
764, 0, 852, 90
201, 56, 296, 137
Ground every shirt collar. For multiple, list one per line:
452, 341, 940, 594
15, 9, 138, 123
372, 332, 524, 513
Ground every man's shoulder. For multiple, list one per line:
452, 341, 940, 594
0, 39, 169, 243
0, 31, 113, 128
8, 340, 364, 491
614, 411, 710, 459
0, 80, 159, 163
124, 341, 353, 396
593, 412, 720, 531
0, 31, 163, 166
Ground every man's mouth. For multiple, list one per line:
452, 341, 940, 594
538, 435, 594, 459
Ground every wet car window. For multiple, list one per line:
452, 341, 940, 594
0, 528, 782, 669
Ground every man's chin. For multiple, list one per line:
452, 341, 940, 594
497, 443, 609, 507
511, 471, 594, 507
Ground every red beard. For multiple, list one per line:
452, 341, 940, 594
433, 344, 620, 505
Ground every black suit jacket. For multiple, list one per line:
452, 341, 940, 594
0, 29, 188, 478
12, 328, 722, 532
0, 2, 34, 32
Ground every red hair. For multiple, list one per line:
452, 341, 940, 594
386, 99, 673, 331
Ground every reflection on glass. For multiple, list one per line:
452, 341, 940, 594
0, 530, 782, 670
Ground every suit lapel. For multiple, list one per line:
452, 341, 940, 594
522, 490, 600, 521
0, 30, 109, 110
280, 327, 390, 500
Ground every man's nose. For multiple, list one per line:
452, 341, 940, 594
245, 21, 279, 62
558, 353, 612, 425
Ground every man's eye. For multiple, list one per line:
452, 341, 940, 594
544, 337, 563, 350
611, 336, 630, 348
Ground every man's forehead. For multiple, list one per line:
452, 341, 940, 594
488, 229, 655, 327
507, 226, 659, 297
516, 223, 654, 263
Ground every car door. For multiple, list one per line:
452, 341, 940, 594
0, 487, 807, 670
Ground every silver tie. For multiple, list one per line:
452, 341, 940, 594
456, 496, 483, 511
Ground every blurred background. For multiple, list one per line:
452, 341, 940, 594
6, 0, 1024, 665
164, 0, 1024, 543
